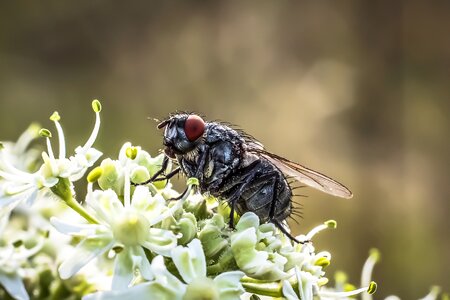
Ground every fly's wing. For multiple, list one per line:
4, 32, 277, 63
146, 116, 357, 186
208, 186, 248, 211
250, 149, 353, 199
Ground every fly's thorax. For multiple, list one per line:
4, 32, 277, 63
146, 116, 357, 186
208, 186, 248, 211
241, 152, 260, 168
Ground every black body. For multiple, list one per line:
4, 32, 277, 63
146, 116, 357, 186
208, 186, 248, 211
141, 113, 353, 243
178, 122, 292, 224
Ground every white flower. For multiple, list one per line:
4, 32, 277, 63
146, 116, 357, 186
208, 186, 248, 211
282, 241, 378, 300
0, 100, 103, 230
50, 175, 189, 290
84, 239, 246, 300
230, 212, 290, 280
96, 142, 175, 198
0, 231, 45, 300
0, 123, 41, 172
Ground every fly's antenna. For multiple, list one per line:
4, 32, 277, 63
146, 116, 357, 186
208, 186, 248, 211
157, 119, 170, 129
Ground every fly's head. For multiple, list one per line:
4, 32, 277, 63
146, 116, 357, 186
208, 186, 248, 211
157, 113, 206, 158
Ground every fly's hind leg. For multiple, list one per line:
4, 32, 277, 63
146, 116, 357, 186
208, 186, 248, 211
268, 177, 307, 244
225, 161, 262, 229
228, 169, 279, 229
271, 219, 306, 244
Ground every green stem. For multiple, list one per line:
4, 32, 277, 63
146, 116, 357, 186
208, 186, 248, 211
65, 196, 99, 224
51, 177, 99, 224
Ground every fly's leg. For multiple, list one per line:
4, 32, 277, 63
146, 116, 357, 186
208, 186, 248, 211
271, 219, 306, 244
226, 161, 262, 229
132, 155, 170, 186
228, 169, 281, 229
168, 184, 189, 201
268, 177, 306, 244
193, 146, 209, 180
151, 167, 181, 182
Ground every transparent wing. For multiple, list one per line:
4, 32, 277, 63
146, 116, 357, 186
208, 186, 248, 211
250, 149, 353, 199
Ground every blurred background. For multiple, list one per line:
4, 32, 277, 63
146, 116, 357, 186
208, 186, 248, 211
0, 1, 449, 297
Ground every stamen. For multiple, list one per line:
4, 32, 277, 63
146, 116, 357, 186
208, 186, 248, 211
50, 112, 66, 159
125, 147, 138, 160
39, 128, 55, 160
82, 100, 102, 152
46, 138, 55, 160
87, 167, 103, 183
361, 248, 380, 292
306, 220, 337, 240
41, 152, 58, 176
320, 282, 377, 298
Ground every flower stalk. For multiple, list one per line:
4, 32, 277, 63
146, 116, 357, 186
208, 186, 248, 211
50, 177, 99, 224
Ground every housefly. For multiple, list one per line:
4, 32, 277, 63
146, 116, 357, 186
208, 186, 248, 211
138, 113, 352, 243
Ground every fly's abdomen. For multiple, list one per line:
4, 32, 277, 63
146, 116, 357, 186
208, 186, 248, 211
234, 161, 292, 223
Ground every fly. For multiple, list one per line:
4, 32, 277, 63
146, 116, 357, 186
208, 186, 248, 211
137, 113, 352, 243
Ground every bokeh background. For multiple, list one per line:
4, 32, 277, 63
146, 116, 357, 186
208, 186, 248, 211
0, 1, 449, 298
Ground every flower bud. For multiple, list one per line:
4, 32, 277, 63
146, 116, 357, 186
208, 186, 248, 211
199, 221, 228, 258
130, 166, 150, 184
177, 213, 197, 245
97, 159, 124, 195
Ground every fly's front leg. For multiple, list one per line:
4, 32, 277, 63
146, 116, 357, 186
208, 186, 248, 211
151, 167, 181, 182
193, 145, 210, 180
132, 155, 172, 186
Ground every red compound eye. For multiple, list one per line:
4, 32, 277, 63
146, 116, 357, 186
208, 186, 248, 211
184, 115, 205, 141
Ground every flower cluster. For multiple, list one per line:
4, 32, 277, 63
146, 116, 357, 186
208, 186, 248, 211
0, 101, 445, 300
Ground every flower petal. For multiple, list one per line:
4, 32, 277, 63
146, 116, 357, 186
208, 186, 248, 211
131, 246, 152, 280
150, 256, 186, 296
141, 228, 178, 256
231, 227, 289, 280
130, 186, 153, 211
68, 147, 102, 182
214, 271, 245, 300
235, 212, 260, 231
50, 217, 101, 236
0, 272, 30, 300
85, 257, 186, 300
83, 281, 181, 300
112, 248, 134, 290
171, 239, 206, 284
0, 186, 35, 208
59, 236, 113, 279
282, 280, 300, 300
87, 189, 124, 224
